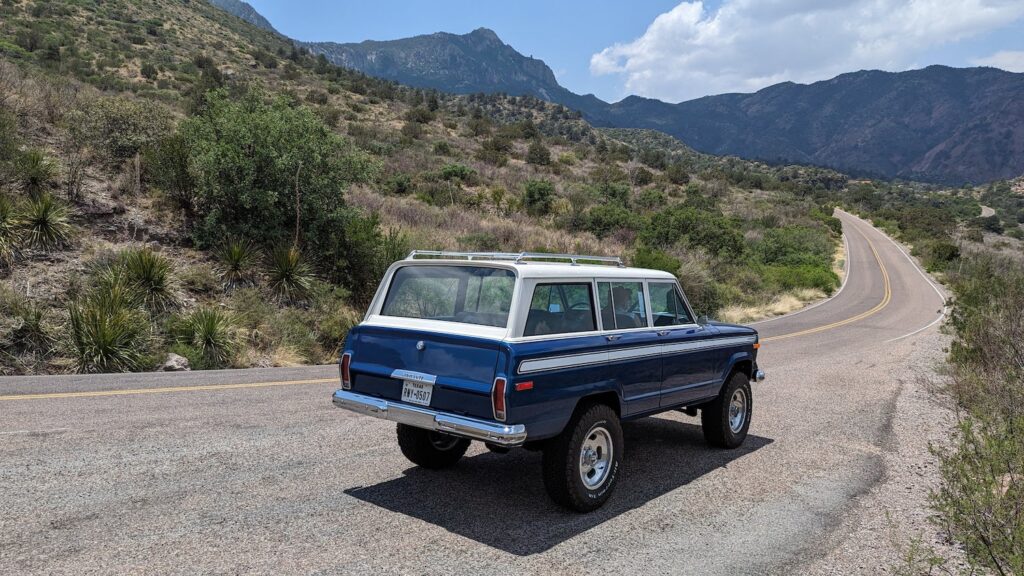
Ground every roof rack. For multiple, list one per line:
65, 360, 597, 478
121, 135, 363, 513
405, 250, 625, 267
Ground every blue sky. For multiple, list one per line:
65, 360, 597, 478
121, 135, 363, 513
248, 0, 1024, 103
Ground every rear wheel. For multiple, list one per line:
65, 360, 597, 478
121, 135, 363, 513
542, 404, 623, 512
701, 371, 752, 448
396, 424, 471, 469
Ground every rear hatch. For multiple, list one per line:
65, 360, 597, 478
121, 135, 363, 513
347, 325, 501, 420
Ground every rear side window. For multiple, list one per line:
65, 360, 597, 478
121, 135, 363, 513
524, 283, 596, 336
598, 281, 650, 330
649, 282, 694, 326
381, 266, 515, 327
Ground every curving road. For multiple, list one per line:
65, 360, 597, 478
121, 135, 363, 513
0, 210, 948, 575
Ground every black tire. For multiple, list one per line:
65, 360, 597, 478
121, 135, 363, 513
396, 424, 471, 469
542, 403, 623, 512
701, 371, 752, 449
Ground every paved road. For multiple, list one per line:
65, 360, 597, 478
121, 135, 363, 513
0, 211, 947, 575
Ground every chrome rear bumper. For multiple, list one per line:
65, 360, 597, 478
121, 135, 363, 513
332, 390, 528, 447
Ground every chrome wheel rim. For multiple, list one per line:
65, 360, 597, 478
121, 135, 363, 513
429, 432, 460, 451
728, 388, 748, 433
579, 425, 613, 489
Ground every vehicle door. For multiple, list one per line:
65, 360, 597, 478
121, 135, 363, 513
649, 281, 721, 407
596, 280, 661, 415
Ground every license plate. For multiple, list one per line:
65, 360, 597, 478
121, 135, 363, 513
401, 380, 433, 407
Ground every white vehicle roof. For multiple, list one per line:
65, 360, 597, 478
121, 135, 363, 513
400, 251, 677, 280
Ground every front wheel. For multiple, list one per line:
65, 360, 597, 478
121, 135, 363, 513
542, 404, 623, 512
396, 424, 471, 469
701, 371, 752, 448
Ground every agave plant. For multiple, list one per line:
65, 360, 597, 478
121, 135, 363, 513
0, 195, 22, 269
20, 194, 72, 251
183, 307, 237, 367
67, 294, 150, 373
17, 149, 58, 200
266, 246, 314, 302
215, 237, 259, 289
119, 247, 179, 313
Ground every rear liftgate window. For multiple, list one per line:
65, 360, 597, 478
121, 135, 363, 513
524, 283, 597, 337
381, 266, 515, 327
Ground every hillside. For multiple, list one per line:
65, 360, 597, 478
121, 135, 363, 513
0, 0, 989, 377
298, 26, 1024, 185
206, 0, 278, 34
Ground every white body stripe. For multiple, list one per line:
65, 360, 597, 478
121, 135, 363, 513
517, 335, 756, 374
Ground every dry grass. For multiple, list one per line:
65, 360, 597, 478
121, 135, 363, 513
717, 288, 826, 324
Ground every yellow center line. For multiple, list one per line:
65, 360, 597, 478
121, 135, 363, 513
761, 222, 892, 343
0, 378, 336, 402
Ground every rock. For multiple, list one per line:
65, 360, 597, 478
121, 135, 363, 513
160, 353, 191, 372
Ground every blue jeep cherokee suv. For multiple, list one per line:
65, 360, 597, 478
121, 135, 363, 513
333, 251, 764, 512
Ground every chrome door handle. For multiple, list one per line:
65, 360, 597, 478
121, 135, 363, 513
657, 330, 671, 336
606, 334, 622, 341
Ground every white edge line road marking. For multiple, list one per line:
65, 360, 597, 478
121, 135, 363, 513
748, 227, 851, 326
851, 210, 949, 343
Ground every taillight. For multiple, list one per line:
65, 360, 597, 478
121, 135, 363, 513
491, 377, 507, 422
340, 353, 352, 390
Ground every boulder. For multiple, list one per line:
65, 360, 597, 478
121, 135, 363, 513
160, 353, 191, 372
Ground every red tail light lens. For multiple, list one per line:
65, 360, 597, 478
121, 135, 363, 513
492, 377, 507, 422
340, 353, 352, 390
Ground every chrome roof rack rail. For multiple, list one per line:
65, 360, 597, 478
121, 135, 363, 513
405, 250, 624, 267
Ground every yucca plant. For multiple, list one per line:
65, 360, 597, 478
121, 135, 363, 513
91, 262, 145, 311
215, 237, 259, 289
182, 307, 237, 367
17, 149, 58, 199
0, 195, 22, 269
266, 246, 314, 302
67, 294, 150, 373
21, 194, 72, 251
0, 289, 51, 354
120, 247, 178, 313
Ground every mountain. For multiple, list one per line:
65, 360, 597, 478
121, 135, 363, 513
302, 28, 604, 112
214, 6, 1024, 184
598, 66, 1024, 184
206, 0, 279, 34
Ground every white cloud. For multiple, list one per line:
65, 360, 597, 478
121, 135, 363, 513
972, 50, 1024, 71
590, 0, 1024, 102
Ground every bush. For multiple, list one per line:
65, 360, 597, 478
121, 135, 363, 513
266, 246, 314, 303
755, 226, 835, 268
0, 289, 51, 354
67, 292, 151, 373
640, 206, 744, 258
215, 238, 260, 289
526, 141, 551, 165
119, 247, 178, 313
140, 62, 158, 80
143, 134, 194, 211
433, 141, 452, 156
763, 264, 839, 294
16, 149, 58, 199
585, 205, 641, 238
182, 89, 376, 247
632, 245, 680, 275
404, 107, 435, 124
523, 180, 555, 216
71, 96, 173, 162
439, 163, 476, 184
174, 307, 237, 368
0, 195, 21, 268
20, 194, 72, 251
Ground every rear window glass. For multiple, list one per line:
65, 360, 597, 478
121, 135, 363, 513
524, 283, 597, 336
381, 266, 515, 327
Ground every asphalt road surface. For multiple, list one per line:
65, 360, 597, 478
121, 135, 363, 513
0, 210, 948, 575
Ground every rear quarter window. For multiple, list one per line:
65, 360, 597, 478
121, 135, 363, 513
523, 283, 597, 336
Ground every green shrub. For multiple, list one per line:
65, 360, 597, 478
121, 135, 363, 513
175, 307, 237, 368
16, 149, 58, 199
763, 264, 839, 294
755, 226, 835, 268
526, 141, 551, 165
143, 133, 194, 211
20, 194, 72, 251
71, 95, 173, 162
404, 106, 435, 124
140, 62, 158, 80
585, 205, 641, 238
433, 141, 452, 156
266, 246, 314, 302
640, 206, 744, 258
632, 245, 680, 275
439, 163, 476, 184
181, 89, 376, 247
0, 195, 22, 268
119, 247, 178, 313
67, 293, 150, 373
523, 180, 555, 216
0, 288, 52, 354
215, 238, 260, 289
